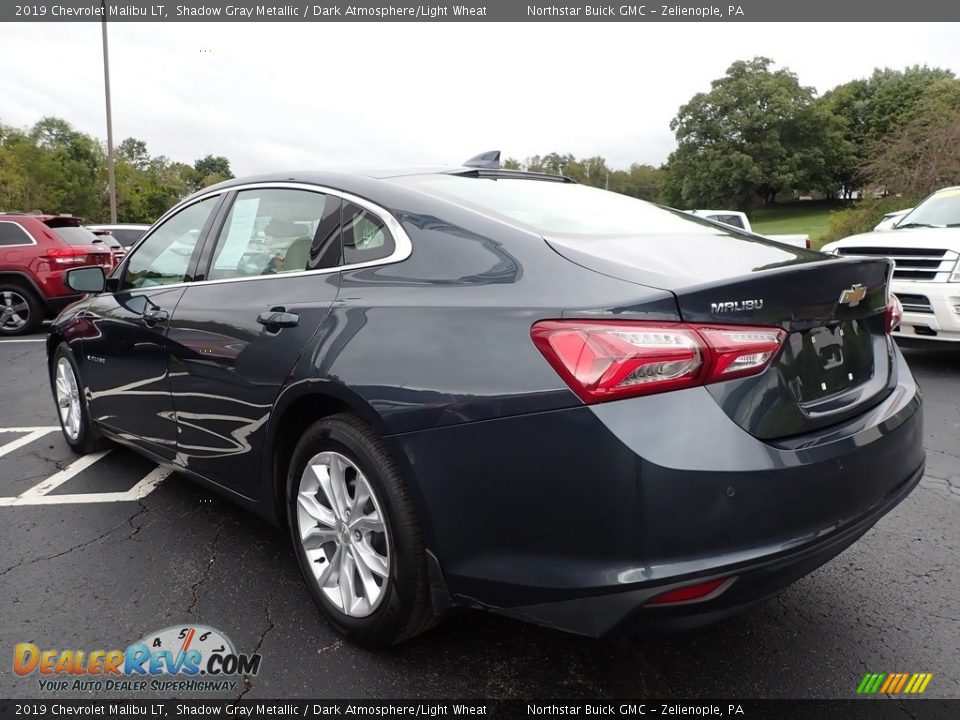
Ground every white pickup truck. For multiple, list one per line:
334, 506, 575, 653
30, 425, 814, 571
687, 210, 811, 249
822, 186, 960, 344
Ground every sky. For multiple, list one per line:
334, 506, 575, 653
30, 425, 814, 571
1, 22, 959, 175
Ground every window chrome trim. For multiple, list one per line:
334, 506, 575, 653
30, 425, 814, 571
0, 220, 38, 247
122, 181, 412, 291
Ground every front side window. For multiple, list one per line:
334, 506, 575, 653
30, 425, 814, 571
208, 189, 339, 281
122, 197, 218, 290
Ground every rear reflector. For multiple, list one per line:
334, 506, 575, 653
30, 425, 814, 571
531, 320, 785, 403
648, 577, 729, 606
886, 294, 903, 333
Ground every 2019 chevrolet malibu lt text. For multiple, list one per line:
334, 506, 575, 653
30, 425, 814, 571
48, 158, 924, 646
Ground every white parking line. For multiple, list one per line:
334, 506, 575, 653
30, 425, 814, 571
0, 467, 173, 506
18, 450, 112, 498
0, 427, 58, 459
0, 426, 60, 433
0, 338, 45, 343
0, 426, 169, 506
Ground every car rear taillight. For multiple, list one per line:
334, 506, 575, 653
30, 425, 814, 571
647, 577, 731, 606
531, 320, 786, 403
46, 247, 89, 265
886, 294, 903, 333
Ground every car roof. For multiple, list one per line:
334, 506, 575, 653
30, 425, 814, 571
189, 166, 573, 202
0, 213, 82, 222
86, 223, 151, 229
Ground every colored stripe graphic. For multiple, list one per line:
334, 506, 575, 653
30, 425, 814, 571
893, 673, 910, 694
879, 674, 897, 694
857, 673, 885, 694
858, 672, 933, 694
905, 673, 933, 694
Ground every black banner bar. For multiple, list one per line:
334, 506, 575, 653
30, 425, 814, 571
4, 0, 960, 22
1, 700, 959, 720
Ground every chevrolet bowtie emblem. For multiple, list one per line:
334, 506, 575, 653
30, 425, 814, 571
838, 284, 867, 307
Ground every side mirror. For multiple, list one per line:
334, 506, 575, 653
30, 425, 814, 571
65, 266, 106, 294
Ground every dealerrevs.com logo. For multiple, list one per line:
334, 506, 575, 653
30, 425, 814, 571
14, 624, 262, 693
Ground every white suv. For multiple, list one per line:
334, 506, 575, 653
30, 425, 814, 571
822, 187, 960, 344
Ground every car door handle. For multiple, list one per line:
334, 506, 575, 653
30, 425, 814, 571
257, 310, 300, 329
142, 308, 169, 325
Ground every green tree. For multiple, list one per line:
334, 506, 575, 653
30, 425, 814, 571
861, 79, 960, 197
610, 164, 662, 202
865, 65, 955, 138
497, 153, 661, 201
0, 123, 27, 210
118, 137, 150, 169
562, 156, 610, 188
27, 117, 105, 218
663, 57, 847, 208
820, 65, 956, 195
0, 117, 236, 223
193, 154, 233, 189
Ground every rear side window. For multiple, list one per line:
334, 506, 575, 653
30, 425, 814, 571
208, 189, 340, 281
710, 214, 745, 229
0, 221, 34, 246
342, 201, 395, 265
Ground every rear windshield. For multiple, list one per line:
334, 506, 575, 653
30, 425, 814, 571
392, 175, 720, 238
49, 226, 102, 246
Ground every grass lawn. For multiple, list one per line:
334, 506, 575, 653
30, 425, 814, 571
750, 201, 844, 248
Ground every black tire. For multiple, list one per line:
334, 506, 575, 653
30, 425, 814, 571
51, 343, 110, 455
0, 283, 43, 336
286, 414, 434, 647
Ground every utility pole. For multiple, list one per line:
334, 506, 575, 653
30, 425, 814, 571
101, 1, 117, 223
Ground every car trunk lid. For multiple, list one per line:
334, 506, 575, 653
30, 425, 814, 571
545, 232, 895, 439
43, 217, 114, 269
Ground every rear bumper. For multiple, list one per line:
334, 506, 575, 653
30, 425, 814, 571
395, 345, 924, 635
892, 280, 960, 342
499, 462, 923, 636
44, 293, 82, 315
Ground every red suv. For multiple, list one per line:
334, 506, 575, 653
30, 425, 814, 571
0, 213, 114, 336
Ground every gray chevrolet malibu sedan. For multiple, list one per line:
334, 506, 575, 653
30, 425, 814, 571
49, 154, 924, 646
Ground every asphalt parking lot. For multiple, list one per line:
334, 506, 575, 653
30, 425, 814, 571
0, 332, 957, 700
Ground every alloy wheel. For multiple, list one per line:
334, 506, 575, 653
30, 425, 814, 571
296, 451, 391, 618
0, 290, 30, 332
55, 357, 82, 441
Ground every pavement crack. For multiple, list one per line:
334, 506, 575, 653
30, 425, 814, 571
235, 556, 280, 700
124, 498, 150, 540
0, 520, 128, 578
186, 517, 228, 618
927, 447, 960, 462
